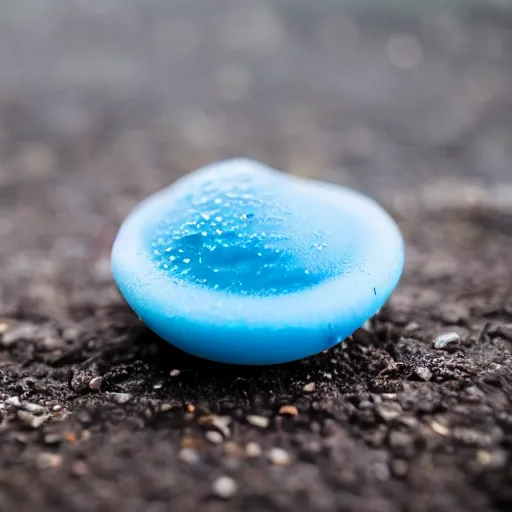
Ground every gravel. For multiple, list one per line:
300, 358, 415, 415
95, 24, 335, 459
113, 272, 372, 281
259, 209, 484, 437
212, 476, 238, 499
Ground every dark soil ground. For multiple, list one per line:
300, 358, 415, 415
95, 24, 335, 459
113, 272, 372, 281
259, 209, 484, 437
1, 2, 512, 511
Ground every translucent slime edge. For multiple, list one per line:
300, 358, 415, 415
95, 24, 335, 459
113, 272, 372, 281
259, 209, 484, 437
111, 161, 404, 365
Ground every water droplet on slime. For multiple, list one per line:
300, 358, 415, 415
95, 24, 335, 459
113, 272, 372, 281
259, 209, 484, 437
149, 172, 341, 296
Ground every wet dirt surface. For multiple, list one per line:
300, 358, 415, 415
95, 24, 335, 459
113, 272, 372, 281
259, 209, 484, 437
0, 2, 511, 511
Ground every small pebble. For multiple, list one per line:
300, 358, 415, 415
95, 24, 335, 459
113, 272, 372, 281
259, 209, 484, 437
65, 432, 78, 443
52, 409, 69, 420
170, 369, 181, 377
1, 323, 38, 346
397, 415, 419, 429
71, 366, 99, 393
212, 476, 237, 499
17, 410, 49, 429
246, 415, 270, 429
37, 453, 63, 469
224, 441, 244, 457
21, 402, 45, 415
178, 447, 200, 465
477, 450, 507, 469
0, 322, 8, 334
430, 420, 451, 437
44, 433, 63, 445
89, 376, 103, 390
181, 436, 200, 449
199, 415, 232, 437
6, 396, 21, 407
414, 366, 432, 381
279, 405, 298, 417
373, 462, 391, 481
81, 430, 92, 442
52, 405, 62, 412
376, 402, 403, 423
205, 430, 224, 444
433, 332, 460, 349
71, 460, 89, 477
246, 442, 262, 458
109, 392, 132, 404
268, 447, 291, 466
404, 322, 420, 332
303, 382, 316, 393
390, 459, 409, 478
389, 431, 413, 454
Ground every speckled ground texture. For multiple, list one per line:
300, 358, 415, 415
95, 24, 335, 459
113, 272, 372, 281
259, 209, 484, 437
1, 1, 512, 511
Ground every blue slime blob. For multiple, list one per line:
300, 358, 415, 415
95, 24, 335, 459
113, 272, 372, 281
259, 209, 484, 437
111, 159, 404, 365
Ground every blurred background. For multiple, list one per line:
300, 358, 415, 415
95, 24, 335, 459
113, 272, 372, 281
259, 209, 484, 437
0, 0, 511, 307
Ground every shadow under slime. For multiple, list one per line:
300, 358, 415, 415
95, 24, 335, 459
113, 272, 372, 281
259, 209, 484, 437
136, 330, 341, 404
92, 304, 380, 412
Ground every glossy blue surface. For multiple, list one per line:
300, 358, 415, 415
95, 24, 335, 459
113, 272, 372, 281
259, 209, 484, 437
111, 159, 404, 365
